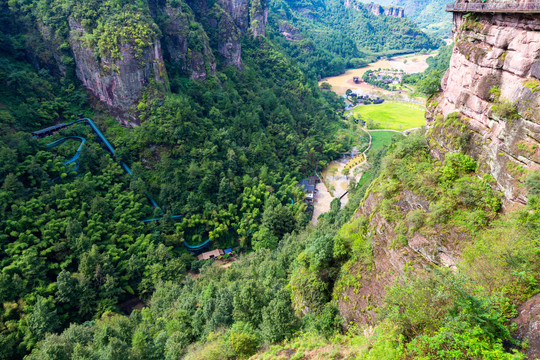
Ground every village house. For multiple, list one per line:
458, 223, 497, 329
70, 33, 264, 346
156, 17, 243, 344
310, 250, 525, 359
197, 249, 224, 261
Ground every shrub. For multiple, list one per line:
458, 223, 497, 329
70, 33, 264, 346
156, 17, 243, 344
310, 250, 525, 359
442, 152, 477, 181
230, 332, 259, 357
320, 82, 332, 90
489, 86, 501, 101
492, 100, 519, 122
405, 209, 425, 233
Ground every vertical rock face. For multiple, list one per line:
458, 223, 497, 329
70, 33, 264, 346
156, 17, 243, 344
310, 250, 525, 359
427, 11, 540, 204
159, 3, 217, 79
384, 6, 404, 17
513, 293, 540, 360
32, 0, 266, 122
218, 0, 250, 32
249, 0, 268, 36
68, 19, 167, 125
216, 0, 268, 36
363, 2, 404, 17
364, 2, 384, 15
336, 5, 540, 328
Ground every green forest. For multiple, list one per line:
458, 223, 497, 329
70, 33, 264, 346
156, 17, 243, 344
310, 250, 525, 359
268, 0, 444, 78
404, 43, 453, 95
0, 0, 539, 358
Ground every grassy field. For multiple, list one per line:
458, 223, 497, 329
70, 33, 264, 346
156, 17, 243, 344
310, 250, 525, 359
354, 130, 404, 189
369, 130, 404, 155
348, 102, 425, 131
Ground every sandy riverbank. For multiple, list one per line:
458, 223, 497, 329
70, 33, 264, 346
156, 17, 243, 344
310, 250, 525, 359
319, 52, 436, 97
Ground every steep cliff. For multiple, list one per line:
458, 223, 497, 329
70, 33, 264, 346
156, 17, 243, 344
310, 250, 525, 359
364, 2, 404, 17
332, 138, 500, 325
216, 0, 268, 36
335, 4, 540, 331
68, 18, 167, 125
153, 1, 217, 80
427, 11, 540, 204
26, 0, 266, 121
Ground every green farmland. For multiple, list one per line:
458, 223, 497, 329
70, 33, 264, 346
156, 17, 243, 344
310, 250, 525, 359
348, 102, 426, 131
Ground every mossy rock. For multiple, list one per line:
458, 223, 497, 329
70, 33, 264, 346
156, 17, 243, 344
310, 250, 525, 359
476, 74, 500, 101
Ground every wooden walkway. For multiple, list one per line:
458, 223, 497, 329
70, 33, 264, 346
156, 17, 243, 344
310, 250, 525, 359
446, 2, 540, 13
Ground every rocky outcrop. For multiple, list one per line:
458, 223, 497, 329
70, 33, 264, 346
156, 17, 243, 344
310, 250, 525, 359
336, 2, 540, 331
513, 293, 540, 359
249, 0, 268, 37
278, 20, 302, 41
184, 0, 245, 68
158, 2, 217, 79
363, 2, 404, 17
32, 0, 267, 121
427, 11, 540, 204
335, 190, 463, 325
216, 0, 268, 36
364, 2, 383, 15
68, 19, 167, 125
384, 6, 404, 17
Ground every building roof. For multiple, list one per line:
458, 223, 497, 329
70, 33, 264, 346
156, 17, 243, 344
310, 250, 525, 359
197, 249, 224, 261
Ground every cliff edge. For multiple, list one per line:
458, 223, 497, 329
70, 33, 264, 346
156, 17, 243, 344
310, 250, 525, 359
427, 9, 540, 204
335, 3, 540, 333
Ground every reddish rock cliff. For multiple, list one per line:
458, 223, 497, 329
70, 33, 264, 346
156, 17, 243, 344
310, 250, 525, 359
427, 11, 540, 204
336, 5, 540, 327
335, 189, 464, 325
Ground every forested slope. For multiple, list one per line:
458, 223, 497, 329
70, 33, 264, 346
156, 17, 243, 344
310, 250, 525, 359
0, 0, 349, 357
2, 0, 539, 358
267, 0, 443, 78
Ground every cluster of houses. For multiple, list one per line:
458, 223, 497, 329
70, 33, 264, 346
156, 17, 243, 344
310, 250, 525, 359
367, 71, 402, 85
297, 176, 320, 214
349, 93, 385, 105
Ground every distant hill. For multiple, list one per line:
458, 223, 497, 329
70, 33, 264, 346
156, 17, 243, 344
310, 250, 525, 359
269, 0, 445, 78
356, 0, 454, 36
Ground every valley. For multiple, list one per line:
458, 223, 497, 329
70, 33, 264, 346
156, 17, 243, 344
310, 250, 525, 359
1, 0, 540, 359
319, 52, 435, 96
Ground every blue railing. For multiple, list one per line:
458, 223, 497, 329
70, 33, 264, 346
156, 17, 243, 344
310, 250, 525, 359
33, 118, 211, 251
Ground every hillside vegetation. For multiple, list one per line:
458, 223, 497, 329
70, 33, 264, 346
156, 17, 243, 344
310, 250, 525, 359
25, 133, 540, 360
0, 1, 348, 357
1, 0, 539, 358
268, 0, 444, 78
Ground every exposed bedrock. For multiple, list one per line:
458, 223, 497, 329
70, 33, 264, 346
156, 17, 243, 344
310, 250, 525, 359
35, 0, 267, 121
337, 8, 540, 328
68, 19, 167, 125
427, 12, 540, 204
